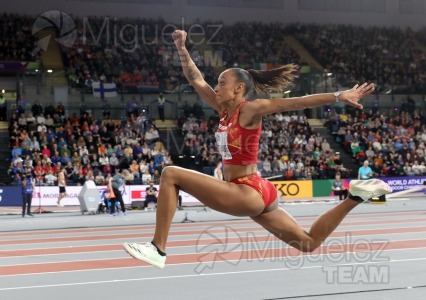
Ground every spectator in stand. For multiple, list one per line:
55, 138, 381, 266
51, 151, 62, 165
33, 160, 45, 184
56, 102, 65, 116
372, 161, 383, 177
145, 127, 160, 145
358, 160, 373, 180
41, 144, 51, 158
18, 113, 27, 128
102, 162, 112, 175
86, 170, 95, 182
45, 170, 57, 186
129, 160, 140, 179
262, 157, 272, 176
95, 172, 105, 185
331, 172, 348, 201
99, 153, 109, 166
64, 162, 74, 182
109, 153, 119, 169
142, 169, 152, 184
152, 169, 161, 184
31, 101, 43, 117
12, 153, 23, 166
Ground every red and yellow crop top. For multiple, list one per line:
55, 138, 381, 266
215, 101, 261, 165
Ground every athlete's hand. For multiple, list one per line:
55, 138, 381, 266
172, 30, 187, 50
341, 83, 375, 110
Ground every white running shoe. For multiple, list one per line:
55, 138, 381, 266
349, 179, 393, 202
123, 242, 166, 269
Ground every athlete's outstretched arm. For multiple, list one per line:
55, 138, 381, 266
246, 83, 374, 118
172, 30, 219, 111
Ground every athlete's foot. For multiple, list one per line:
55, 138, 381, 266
123, 242, 166, 269
348, 179, 392, 203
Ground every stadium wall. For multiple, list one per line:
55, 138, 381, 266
2, 0, 425, 29
1, 176, 425, 206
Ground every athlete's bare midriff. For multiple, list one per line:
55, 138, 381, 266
223, 164, 258, 182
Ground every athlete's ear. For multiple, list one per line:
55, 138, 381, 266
236, 83, 244, 93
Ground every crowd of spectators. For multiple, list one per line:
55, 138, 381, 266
8, 102, 173, 186
290, 23, 426, 94
62, 18, 305, 93
11, 96, 426, 184
60, 19, 426, 97
3, 14, 426, 183
326, 103, 426, 178
1, 13, 425, 97
0, 13, 37, 62
257, 113, 349, 180
62, 18, 217, 93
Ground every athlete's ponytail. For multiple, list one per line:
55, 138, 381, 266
248, 64, 298, 95
231, 64, 298, 97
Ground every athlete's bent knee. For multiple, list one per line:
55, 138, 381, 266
290, 240, 321, 253
160, 166, 177, 181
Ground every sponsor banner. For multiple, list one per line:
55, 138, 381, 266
32, 186, 101, 206
272, 180, 313, 200
376, 176, 426, 193
131, 190, 147, 200
0, 187, 23, 206
26, 185, 201, 206
313, 179, 350, 197
312, 176, 426, 197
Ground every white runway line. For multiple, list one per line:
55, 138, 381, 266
0, 255, 426, 291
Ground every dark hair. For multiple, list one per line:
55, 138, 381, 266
231, 64, 298, 96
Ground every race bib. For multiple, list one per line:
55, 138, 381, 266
215, 132, 232, 160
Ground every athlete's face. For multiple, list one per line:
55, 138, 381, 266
214, 70, 243, 103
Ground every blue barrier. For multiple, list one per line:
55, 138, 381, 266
0, 187, 23, 206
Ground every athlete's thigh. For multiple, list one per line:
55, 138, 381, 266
251, 207, 312, 245
163, 166, 265, 216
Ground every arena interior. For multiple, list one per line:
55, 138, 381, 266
0, 1, 426, 299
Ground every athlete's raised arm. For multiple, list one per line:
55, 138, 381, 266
172, 30, 219, 111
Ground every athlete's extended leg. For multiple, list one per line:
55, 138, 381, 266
252, 198, 359, 252
252, 179, 392, 252
153, 166, 265, 251
123, 166, 266, 267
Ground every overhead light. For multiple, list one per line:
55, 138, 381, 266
284, 90, 291, 94
327, 73, 333, 77
47, 69, 53, 73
